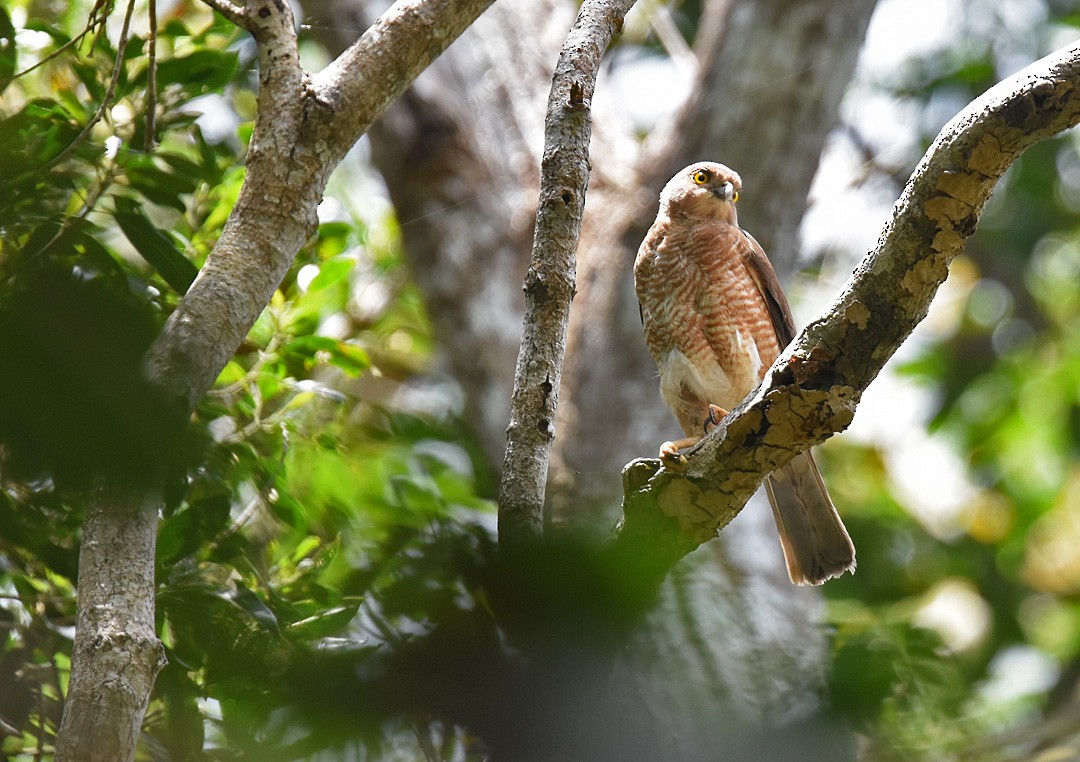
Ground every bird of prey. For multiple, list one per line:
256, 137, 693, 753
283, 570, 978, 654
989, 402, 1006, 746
634, 161, 855, 585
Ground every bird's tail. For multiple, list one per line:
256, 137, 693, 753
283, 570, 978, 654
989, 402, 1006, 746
765, 451, 856, 585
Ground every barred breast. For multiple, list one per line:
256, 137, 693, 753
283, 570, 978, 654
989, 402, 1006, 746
635, 217, 779, 435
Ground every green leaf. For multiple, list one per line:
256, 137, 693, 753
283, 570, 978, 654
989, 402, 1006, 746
70, 62, 106, 103
123, 161, 197, 213
286, 602, 361, 641
153, 49, 239, 94
268, 489, 306, 530
228, 584, 279, 632
158, 493, 230, 565
126, 156, 201, 197
305, 257, 354, 292
325, 341, 370, 376
283, 258, 355, 331
161, 19, 192, 38
282, 335, 370, 376
159, 150, 220, 184
22, 20, 70, 46
114, 200, 198, 293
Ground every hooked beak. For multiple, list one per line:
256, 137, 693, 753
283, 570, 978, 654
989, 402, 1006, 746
711, 182, 735, 202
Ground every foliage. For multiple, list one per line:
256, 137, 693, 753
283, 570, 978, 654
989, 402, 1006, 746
818, 5, 1080, 759
3, 0, 1080, 760
0, 2, 491, 759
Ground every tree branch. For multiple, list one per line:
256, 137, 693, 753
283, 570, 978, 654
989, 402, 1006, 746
144, 0, 307, 410
497, 0, 637, 546
147, 0, 498, 413
612, 40, 1080, 582
200, 0, 246, 29
54, 485, 165, 762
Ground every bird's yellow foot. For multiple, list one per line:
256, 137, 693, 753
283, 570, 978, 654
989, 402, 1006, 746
659, 440, 689, 471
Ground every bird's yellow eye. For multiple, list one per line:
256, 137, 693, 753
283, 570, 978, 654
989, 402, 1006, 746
732, 190, 739, 203
692, 169, 710, 185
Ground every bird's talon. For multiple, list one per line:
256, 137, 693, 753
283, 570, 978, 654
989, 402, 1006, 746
659, 441, 688, 471
704, 404, 729, 433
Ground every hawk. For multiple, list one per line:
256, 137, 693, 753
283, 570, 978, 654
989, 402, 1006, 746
634, 162, 856, 585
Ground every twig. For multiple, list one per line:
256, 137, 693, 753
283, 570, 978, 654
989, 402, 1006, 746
46, 0, 137, 169
497, 0, 637, 546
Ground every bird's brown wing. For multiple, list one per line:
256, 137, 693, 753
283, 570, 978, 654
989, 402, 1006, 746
738, 230, 796, 347
736, 234, 855, 585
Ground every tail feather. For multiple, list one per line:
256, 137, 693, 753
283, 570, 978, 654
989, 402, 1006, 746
765, 451, 855, 586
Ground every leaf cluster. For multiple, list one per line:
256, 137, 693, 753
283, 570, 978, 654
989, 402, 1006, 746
0, 4, 493, 759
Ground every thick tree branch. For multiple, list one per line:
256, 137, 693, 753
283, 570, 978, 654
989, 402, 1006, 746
612, 41, 1080, 583
145, 0, 308, 410
54, 485, 165, 762
497, 0, 637, 546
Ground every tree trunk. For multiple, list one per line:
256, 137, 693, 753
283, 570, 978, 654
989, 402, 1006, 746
54, 483, 164, 762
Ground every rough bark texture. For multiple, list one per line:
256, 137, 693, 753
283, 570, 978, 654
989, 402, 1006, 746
612, 40, 1080, 587
498, 0, 637, 546
57, 1, 496, 758
54, 484, 165, 762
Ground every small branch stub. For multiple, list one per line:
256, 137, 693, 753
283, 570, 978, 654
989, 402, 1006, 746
568, 80, 586, 110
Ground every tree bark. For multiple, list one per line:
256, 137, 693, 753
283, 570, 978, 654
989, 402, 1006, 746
56, 1, 496, 758
54, 484, 164, 761
498, 0, 638, 546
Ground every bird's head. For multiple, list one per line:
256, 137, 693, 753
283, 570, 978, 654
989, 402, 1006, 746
658, 162, 742, 225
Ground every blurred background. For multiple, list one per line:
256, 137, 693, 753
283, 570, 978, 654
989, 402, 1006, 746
1, 0, 1080, 759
